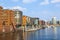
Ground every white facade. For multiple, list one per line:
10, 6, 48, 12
52, 17, 56, 25
14, 10, 22, 25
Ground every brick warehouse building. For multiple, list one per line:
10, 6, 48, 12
0, 6, 16, 32
22, 15, 27, 26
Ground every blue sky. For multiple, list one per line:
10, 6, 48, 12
0, 0, 60, 20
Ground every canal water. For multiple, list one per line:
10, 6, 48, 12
24, 26, 60, 40
0, 26, 60, 40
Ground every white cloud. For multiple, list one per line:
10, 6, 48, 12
11, 6, 27, 11
51, 0, 60, 3
22, 0, 37, 4
4, 6, 27, 11
40, 0, 49, 5
40, 0, 60, 5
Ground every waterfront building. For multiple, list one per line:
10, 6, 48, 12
39, 20, 46, 28
26, 16, 31, 26
39, 20, 45, 25
57, 20, 60, 25
49, 21, 52, 25
59, 20, 60, 25
22, 15, 32, 31
30, 17, 39, 29
13, 9, 23, 28
30, 18, 39, 26
22, 15, 27, 26
47, 21, 52, 25
0, 6, 16, 32
22, 15, 31, 26
52, 17, 56, 25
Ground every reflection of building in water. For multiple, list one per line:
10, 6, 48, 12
23, 32, 32, 40
0, 31, 24, 40
53, 27, 57, 34
35, 31, 39, 40
45, 28, 48, 35
23, 32, 28, 40
53, 27, 57, 39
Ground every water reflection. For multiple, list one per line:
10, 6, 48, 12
0, 30, 23, 40
53, 27, 57, 34
23, 26, 60, 40
0, 27, 60, 40
53, 27, 57, 40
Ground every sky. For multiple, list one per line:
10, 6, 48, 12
0, 0, 60, 21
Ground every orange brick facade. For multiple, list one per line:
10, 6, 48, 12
0, 6, 16, 32
22, 16, 27, 26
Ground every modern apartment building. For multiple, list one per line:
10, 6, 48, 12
14, 9, 23, 28
52, 17, 56, 25
31, 18, 39, 26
